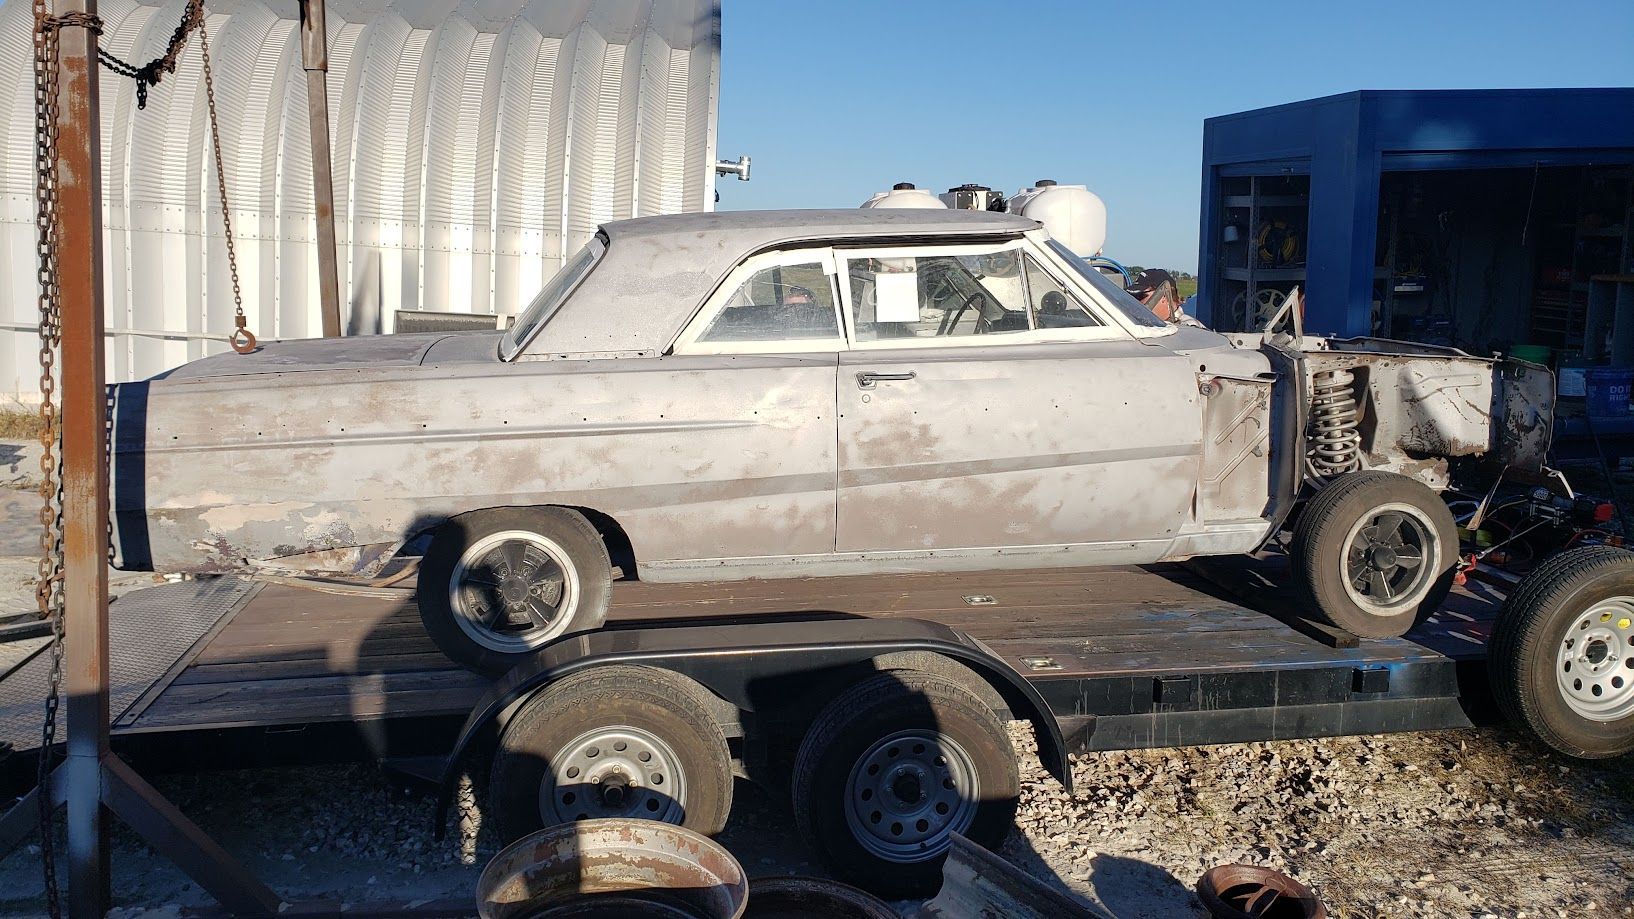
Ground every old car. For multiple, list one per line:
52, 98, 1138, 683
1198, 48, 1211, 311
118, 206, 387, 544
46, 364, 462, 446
109, 209, 1554, 672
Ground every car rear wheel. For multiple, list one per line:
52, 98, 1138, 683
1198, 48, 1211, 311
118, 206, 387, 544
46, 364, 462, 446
1291, 471, 1458, 639
419, 507, 611, 674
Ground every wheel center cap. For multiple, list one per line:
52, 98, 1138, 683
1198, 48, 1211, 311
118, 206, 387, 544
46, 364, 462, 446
499, 577, 529, 605
1369, 545, 1398, 569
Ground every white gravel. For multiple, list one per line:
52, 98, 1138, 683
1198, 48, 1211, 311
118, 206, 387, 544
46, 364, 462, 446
1, 724, 1630, 917
1005, 724, 1634, 918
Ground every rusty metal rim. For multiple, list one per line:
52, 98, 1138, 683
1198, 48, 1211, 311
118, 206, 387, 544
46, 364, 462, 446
1557, 598, 1634, 721
450, 529, 580, 653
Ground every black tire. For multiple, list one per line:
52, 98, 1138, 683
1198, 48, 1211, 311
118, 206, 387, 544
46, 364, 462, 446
1489, 546, 1634, 759
488, 665, 734, 844
1291, 471, 1458, 639
419, 506, 611, 674
744, 876, 897, 919
791, 670, 1019, 899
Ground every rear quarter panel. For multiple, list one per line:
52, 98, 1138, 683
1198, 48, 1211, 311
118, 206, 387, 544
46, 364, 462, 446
112, 355, 838, 573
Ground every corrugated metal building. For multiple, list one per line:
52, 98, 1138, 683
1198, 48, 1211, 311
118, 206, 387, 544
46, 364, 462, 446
0, 0, 721, 399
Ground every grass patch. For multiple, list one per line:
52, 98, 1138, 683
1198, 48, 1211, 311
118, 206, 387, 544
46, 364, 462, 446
0, 408, 44, 440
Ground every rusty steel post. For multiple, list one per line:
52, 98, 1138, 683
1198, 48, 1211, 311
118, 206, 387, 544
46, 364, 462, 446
48, 0, 113, 913
300, 0, 342, 338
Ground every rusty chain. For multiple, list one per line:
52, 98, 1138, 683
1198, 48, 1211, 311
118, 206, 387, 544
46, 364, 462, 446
96, 0, 201, 109
196, 19, 256, 353
32, 0, 68, 912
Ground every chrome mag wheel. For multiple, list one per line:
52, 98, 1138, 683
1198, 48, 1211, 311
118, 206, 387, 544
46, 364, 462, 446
449, 529, 580, 653
1341, 502, 1437, 616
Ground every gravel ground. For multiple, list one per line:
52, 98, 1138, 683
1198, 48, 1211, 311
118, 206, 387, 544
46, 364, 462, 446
0, 724, 1630, 917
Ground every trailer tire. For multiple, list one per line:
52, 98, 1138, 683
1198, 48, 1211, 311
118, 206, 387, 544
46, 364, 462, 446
791, 670, 1018, 899
420, 506, 611, 675
1291, 471, 1457, 639
1489, 546, 1634, 759
488, 665, 734, 843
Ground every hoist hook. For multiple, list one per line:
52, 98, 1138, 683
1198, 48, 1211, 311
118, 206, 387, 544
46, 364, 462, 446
229, 313, 257, 353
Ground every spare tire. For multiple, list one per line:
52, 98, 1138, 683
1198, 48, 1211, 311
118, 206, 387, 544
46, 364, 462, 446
1490, 546, 1634, 759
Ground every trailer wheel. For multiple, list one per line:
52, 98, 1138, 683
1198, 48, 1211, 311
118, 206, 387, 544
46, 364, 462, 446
791, 671, 1019, 898
419, 506, 611, 674
1490, 546, 1634, 759
1291, 471, 1458, 639
488, 665, 734, 843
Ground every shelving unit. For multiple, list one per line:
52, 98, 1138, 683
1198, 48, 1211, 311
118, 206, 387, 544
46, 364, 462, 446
1535, 166, 1632, 358
1214, 174, 1310, 331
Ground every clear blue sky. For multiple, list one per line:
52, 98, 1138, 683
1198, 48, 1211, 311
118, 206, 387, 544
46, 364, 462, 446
717, 0, 1634, 273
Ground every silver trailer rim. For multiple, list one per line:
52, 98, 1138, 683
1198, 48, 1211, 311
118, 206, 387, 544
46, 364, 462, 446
1340, 502, 1437, 616
540, 725, 688, 824
844, 729, 979, 862
1557, 598, 1634, 722
450, 530, 580, 653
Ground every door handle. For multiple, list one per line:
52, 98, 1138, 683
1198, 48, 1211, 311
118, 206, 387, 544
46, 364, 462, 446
856, 371, 916, 390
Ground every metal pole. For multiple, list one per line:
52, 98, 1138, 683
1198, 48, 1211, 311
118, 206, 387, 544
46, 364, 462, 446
49, 0, 111, 912
300, 0, 341, 338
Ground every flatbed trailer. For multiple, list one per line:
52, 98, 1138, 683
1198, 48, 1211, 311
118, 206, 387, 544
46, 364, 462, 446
0, 557, 1497, 773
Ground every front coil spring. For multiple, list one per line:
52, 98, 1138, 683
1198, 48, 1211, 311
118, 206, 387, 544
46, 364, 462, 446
1308, 368, 1361, 478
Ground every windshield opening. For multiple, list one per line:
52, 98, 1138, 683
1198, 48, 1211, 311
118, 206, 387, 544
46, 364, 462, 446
499, 234, 607, 360
1045, 238, 1168, 329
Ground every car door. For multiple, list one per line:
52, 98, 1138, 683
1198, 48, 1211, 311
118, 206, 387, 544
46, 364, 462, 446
658, 247, 844, 563
834, 241, 1202, 555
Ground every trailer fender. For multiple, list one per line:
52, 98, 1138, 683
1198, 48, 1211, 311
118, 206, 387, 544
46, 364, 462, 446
431, 617, 1075, 834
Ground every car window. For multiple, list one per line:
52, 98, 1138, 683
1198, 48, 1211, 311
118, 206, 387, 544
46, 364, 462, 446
845, 251, 1032, 343
1024, 253, 1102, 329
1045, 238, 1168, 329
697, 261, 840, 343
500, 235, 606, 360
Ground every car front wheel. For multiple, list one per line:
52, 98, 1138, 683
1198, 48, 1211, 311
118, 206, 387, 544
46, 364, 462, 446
1291, 471, 1458, 639
419, 506, 611, 674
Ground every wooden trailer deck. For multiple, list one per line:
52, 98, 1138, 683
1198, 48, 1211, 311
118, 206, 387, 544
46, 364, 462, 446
0, 560, 1503, 763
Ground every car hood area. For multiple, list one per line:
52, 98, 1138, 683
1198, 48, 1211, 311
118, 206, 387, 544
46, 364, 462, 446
156, 331, 501, 381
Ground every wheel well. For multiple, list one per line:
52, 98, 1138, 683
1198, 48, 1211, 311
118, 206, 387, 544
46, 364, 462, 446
408, 504, 637, 579
564, 506, 637, 579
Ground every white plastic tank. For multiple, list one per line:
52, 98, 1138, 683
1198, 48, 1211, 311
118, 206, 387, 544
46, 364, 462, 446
860, 183, 949, 209
1008, 180, 1107, 256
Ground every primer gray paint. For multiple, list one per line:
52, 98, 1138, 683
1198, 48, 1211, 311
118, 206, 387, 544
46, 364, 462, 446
109, 211, 1549, 583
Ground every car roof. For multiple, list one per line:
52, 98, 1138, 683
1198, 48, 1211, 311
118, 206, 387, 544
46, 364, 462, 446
604, 208, 1037, 243
521, 209, 1040, 357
